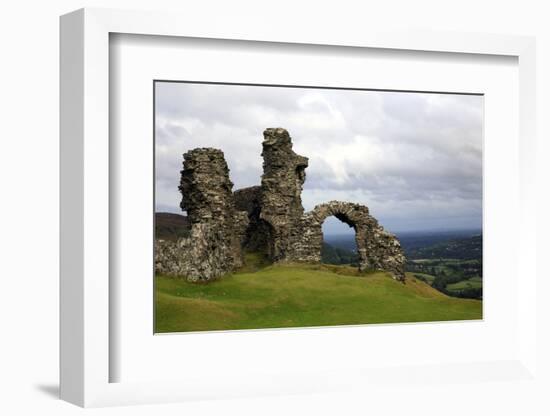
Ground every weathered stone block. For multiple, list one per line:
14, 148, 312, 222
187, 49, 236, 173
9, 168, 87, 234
155, 148, 248, 281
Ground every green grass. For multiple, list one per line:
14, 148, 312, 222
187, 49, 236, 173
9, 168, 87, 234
446, 277, 483, 291
155, 257, 482, 333
412, 259, 479, 264
412, 273, 436, 284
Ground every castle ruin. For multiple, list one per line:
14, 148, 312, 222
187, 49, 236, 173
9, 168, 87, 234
155, 128, 406, 282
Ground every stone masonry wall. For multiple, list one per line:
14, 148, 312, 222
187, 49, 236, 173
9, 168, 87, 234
259, 128, 308, 261
292, 201, 406, 280
154, 148, 248, 281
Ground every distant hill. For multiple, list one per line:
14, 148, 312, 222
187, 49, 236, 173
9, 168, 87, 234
155, 212, 190, 241
405, 234, 482, 260
325, 230, 482, 261
395, 230, 480, 257
321, 242, 358, 266
323, 235, 357, 253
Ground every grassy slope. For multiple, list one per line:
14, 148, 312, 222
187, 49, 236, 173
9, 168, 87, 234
155, 255, 482, 333
412, 272, 436, 284
446, 277, 483, 291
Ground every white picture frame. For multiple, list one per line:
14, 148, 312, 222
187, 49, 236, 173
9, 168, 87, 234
60, 7, 539, 408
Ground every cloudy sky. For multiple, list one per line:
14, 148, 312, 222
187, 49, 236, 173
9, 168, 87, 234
155, 82, 483, 235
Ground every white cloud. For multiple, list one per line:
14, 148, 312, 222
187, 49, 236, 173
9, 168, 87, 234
155, 82, 483, 233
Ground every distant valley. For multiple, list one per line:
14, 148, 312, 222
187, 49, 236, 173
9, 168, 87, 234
324, 230, 483, 300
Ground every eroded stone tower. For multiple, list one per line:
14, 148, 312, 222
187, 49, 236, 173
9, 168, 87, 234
259, 128, 309, 261
155, 148, 248, 281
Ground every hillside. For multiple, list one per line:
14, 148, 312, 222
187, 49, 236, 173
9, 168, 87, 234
404, 233, 483, 299
155, 212, 190, 241
155, 256, 482, 333
405, 234, 482, 260
321, 242, 358, 265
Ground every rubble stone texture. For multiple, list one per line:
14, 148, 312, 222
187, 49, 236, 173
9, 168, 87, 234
155, 128, 406, 282
259, 128, 309, 261
295, 201, 406, 280
154, 148, 248, 281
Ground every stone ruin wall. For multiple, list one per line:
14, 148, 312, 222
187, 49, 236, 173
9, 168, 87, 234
155, 148, 248, 282
259, 128, 309, 261
155, 128, 406, 281
292, 201, 406, 280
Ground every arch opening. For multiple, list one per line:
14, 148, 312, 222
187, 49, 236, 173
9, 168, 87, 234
321, 216, 359, 267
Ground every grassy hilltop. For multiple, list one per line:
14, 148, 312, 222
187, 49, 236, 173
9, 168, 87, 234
155, 253, 482, 333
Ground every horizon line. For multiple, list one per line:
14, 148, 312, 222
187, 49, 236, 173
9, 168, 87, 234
155, 211, 481, 235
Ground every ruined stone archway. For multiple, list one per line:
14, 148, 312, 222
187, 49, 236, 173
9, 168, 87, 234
292, 201, 406, 280
296, 201, 370, 269
313, 203, 363, 267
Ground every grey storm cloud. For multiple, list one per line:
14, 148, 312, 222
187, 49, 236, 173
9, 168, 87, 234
155, 82, 483, 233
